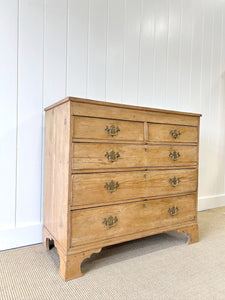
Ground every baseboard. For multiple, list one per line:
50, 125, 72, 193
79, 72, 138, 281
198, 194, 225, 211
0, 223, 42, 251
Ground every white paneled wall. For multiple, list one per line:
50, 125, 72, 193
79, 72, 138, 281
0, 0, 225, 250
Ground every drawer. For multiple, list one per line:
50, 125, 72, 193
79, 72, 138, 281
72, 143, 197, 170
72, 169, 197, 207
71, 194, 196, 246
148, 123, 198, 143
73, 116, 144, 141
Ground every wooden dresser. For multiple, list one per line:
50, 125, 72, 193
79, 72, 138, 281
43, 97, 201, 281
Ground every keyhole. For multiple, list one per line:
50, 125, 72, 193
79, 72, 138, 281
145, 148, 147, 152
144, 174, 147, 178
143, 204, 146, 208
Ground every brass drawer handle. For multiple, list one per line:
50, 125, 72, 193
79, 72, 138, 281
168, 206, 178, 216
103, 216, 118, 228
170, 129, 180, 139
169, 176, 180, 187
105, 150, 120, 162
105, 125, 120, 137
104, 180, 119, 193
169, 151, 180, 161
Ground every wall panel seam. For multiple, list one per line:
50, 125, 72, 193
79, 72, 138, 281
15, 0, 20, 228
86, 0, 91, 98
137, 0, 143, 106
105, 0, 109, 101
40, 0, 46, 224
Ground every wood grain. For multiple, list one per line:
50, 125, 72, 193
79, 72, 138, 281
43, 97, 201, 280
71, 194, 196, 246
148, 123, 198, 143
72, 169, 197, 207
72, 143, 198, 170
73, 116, 144, 141
43, 102, 71, 250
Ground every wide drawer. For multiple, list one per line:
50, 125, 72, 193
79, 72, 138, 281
72, 169, 197, 207
72, 143, 198, 170
148, 123, 198, 143
71, 194, 196, 246
73, 116, 144, 141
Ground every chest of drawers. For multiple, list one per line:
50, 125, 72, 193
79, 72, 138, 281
43, 97, 201, 281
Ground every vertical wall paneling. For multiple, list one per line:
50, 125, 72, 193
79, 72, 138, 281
16, 0, 44, 226
87, 0, 108, 100
43, 0, 68, 106
198, 0, 214, 197
165, 0, 181, 109
153, 0, 170, 107
106, 0, 125, 103
178, 0, 193, 112
67, 0, 89, 98
210, 2, 223, 195
1, 0, 225, 250
0, 0, 18, 229
190, 0, 204, 113
122, 0, 142, 105
138, 0, 155, 107
152, 0, 169, 108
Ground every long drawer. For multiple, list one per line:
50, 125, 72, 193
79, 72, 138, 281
71, 194, 196, 246
72, 143, 198, 170
73, 116, 144, 141
148, 123, 198, 143
72, 169, 197, 207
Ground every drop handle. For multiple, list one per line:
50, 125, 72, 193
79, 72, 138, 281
169, 177, 180, 187
103, 216, 118, 228
105, 150, 120, 162
169, 151, 180, 161
170, 129, 181, 139
168, 206, 178, 216
105, 125, 120, 137
104, 180, 119, 193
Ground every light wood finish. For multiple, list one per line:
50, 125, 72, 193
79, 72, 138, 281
72, 169, 197, 207
58, 247, 102, 281
43, 97, 201, 280
177, 224, 199, 244
73, 116, 144, 141
72, 143, 198, 170
43, 102, 71, 250
148, 123, 198, 143
71, 195, 196, 246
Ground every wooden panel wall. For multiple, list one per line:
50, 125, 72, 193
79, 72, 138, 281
0, 0, 225, 250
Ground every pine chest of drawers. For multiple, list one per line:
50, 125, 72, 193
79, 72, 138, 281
43, 97, 201, 281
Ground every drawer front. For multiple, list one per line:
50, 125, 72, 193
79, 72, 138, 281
73, 116, 144, 141
72, 143, 197, 170
72, 169, 197, 207
71, 195, 196, 246
148, 123, 198, 143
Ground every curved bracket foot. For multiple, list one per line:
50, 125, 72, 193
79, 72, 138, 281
58, 248, 102, 281
177, 224, 199, 244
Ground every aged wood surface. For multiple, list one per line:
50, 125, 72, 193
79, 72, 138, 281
72, 143, 198, 170
148, 123, 198, 143
43, 97, 200, 280
73, 116, 144, 141
72, 169, 197, 207
71, 194, 196, 246
43, 102, 70, 250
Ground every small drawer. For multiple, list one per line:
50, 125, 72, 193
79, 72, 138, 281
148, 123, 198, 143
71, 194, 196, 246
72, 143, 198, 170
72, 169, 197, 207
73, 116, 144, 141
